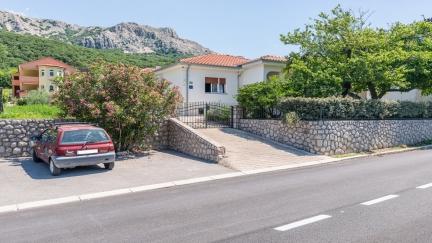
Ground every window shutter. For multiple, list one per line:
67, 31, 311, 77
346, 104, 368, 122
205, 77, 218, 84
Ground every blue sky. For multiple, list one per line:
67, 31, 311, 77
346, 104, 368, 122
0, 0, 431, 58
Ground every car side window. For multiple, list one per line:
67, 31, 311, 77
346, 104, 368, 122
47, 129, 57, 143
40, 129, 57, 143
40, 131, 50, 143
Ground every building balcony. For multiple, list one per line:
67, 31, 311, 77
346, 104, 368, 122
18, 76, 39, 85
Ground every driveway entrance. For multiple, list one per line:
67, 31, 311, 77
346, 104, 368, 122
176, 102, 233, 129
199, 128, 330, 171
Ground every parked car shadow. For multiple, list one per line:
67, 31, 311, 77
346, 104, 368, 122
6, 157, 108, 180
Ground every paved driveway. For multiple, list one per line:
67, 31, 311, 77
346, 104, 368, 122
0, 150, 232, 206
199, 128, 330, 171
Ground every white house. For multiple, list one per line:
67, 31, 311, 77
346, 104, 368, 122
156, 53, 432, 104
155, 54, 286, 105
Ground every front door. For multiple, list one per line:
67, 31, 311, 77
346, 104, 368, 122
13, 86, 20, 98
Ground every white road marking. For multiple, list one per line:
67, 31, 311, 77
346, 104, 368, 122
17, 196, 80, 210
0, 205, 18, 213
416, 183, 432, 189
210, 172, 245, 179
360, 195, 399, 206
79, 188, 132, 200
173, 177, 214, 186
274, 215, 332, 231
130, 182, 175, 192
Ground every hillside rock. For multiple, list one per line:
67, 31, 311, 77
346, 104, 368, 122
0, 11, 211, 55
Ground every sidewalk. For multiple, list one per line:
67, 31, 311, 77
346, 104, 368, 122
0, 150, 232, 206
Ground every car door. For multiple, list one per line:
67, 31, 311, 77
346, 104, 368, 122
35, 130, 50, 162
39, 129, 56, 162
45, 129, 58, 160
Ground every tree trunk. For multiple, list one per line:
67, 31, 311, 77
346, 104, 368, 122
367, 83, 379, 99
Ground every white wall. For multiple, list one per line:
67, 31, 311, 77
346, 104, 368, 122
156, 64, 187, 101
156, 64, 240, 105
239, 61, 285, 87
188, 66, 239, 104
240, 63, 264, 87
263, 63, 285, 79
369, 89, 432, 102
381, 90, 419, 101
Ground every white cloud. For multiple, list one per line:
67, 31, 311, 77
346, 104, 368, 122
5, 8, 30, 16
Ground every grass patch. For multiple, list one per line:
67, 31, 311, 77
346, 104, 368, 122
332, 152, 368, 158
0, 104, 62, 119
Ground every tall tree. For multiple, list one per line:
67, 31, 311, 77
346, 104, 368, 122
280, 6, 432, 99
0, 44, 7, 68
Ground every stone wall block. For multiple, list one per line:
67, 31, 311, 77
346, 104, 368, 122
239, 119, 432, 155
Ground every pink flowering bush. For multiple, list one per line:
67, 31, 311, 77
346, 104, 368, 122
55, 62, 181, 151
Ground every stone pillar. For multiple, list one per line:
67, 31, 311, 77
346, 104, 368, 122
232, 106, 243, 129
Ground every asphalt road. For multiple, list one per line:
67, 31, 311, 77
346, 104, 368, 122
2, 149, 432, 242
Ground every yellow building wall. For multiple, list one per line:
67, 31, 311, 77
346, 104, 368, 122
38, 66, 64, 93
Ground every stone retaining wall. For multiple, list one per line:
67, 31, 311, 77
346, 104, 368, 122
0, 119, 53, 157
0, 118, 225, 162
239, 119, 432, 155
168, 118, 225, 162
0, 119, 169, 158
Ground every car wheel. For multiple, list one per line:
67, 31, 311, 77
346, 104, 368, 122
32, 150, 42, 163
104, 162, 115, 170
49, 159, 61, 176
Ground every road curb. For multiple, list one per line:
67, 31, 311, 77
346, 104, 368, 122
0, 145, 429, 215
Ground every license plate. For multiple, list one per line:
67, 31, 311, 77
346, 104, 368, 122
77, 149, 98, 155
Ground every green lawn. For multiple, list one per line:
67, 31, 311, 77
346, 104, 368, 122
0, 104, 62, 119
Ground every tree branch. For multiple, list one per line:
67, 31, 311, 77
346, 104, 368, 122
347, 92, 362, 99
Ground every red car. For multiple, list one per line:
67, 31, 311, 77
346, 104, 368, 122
31, 123, 116, 176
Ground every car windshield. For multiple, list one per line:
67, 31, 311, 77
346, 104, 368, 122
61, 129, 110, 145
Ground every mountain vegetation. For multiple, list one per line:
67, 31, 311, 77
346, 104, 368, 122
0, 10, 211, 55
0, 30, 183, 87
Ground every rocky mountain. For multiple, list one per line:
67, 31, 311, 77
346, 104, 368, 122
0, 10, 211, 55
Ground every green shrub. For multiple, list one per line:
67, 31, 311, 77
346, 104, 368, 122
282, 112, 300, 125
277, 97, 432, 120
206, 107, 231, 122
25, 90, 50, 105
237, 78, 293, 118
2, 88, 11, 103
16, 98, 27, 106
55, 62, 181, 152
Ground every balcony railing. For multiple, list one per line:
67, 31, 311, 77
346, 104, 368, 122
19, 76, 39, 84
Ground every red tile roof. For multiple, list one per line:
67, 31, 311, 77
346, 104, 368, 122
260, 55, 287, 62
19, 57, 75, 72
180, 54, 250, 67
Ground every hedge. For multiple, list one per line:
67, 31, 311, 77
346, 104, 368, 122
277, 97, 432, 120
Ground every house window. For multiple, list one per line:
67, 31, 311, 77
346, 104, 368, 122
205, 77, 226, 94
49, 70, 54, 77
57, 70, 63, 77
266, 71, 280, 80
41, 70, 45, 76
49, 85, 54, 92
